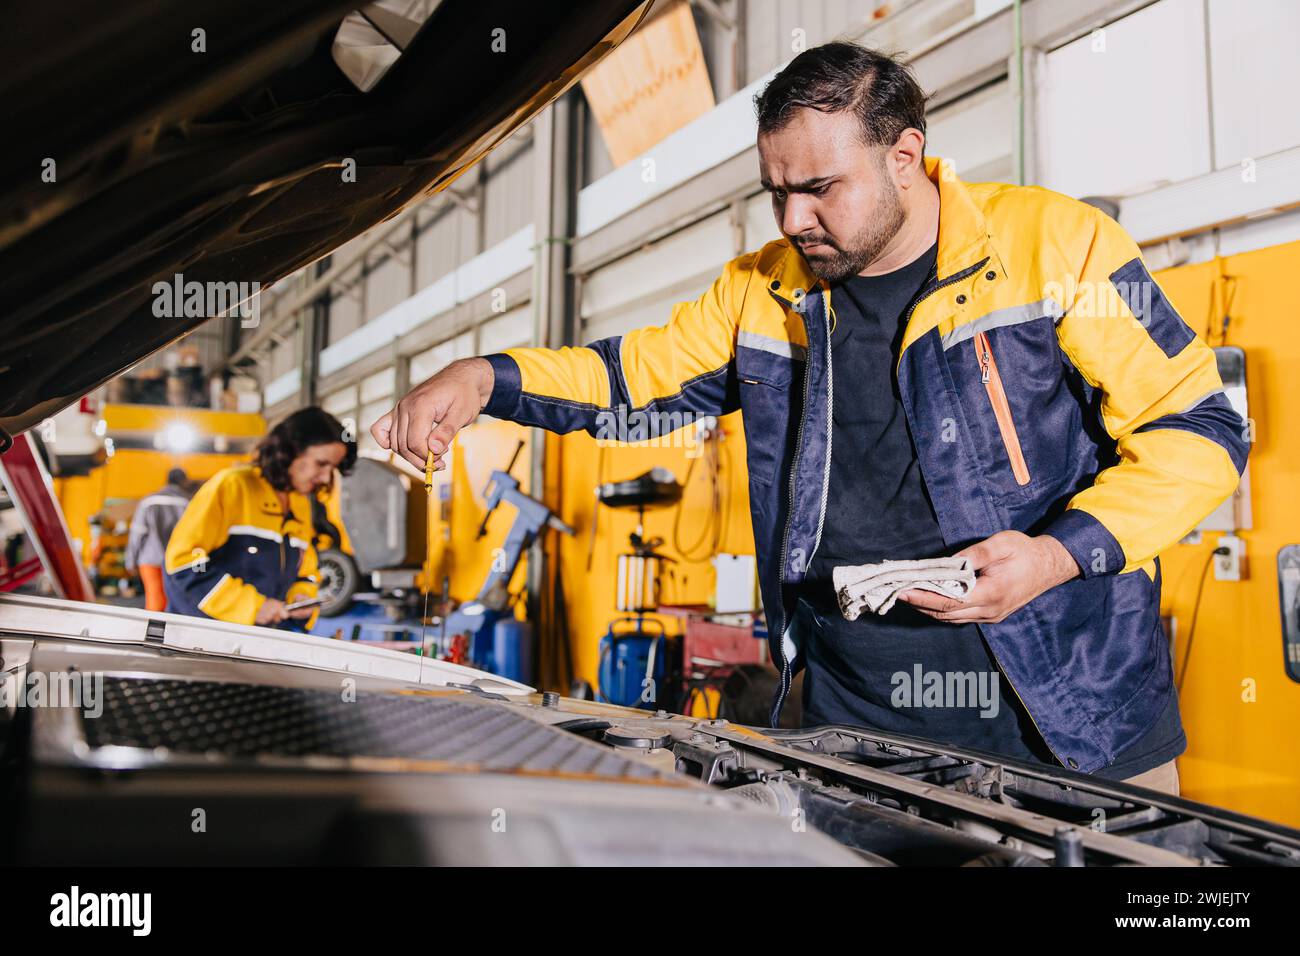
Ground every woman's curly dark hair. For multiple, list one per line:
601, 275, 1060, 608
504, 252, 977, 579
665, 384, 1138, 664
255, 406, 357, 492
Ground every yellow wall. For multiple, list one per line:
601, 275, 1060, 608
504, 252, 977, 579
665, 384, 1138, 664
433, 412, 753, 708
552, 414, 755, 695
57, 449, 254, 563
427, 412, 754, 677
1154, 240, 1300, 828
426, 417, 535, 604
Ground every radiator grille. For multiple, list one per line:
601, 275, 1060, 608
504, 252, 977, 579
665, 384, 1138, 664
83, 676, 661, 779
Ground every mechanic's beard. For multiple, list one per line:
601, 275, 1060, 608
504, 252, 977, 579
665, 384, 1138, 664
796, 185, 906, 284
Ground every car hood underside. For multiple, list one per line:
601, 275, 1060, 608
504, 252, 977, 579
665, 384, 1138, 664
0, 0, 649, 443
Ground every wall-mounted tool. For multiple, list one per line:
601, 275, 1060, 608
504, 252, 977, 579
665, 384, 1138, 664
441, 440, 574, 683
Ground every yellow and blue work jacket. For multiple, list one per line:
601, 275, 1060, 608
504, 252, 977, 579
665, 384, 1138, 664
482, 156, 1247, 773
163, 464, 320, 631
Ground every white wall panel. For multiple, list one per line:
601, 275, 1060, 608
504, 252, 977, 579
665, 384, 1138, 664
582, 92, 616, 185
1216, 207, 1300, 259
1118, 144, 1300, 244
583, 275, 714, 344
743, 0, 879, 85
409, 331, 476, 385
321, 385, 358, 418
365, 251, 411, 322
745, 189, 782, 248
416, 204, 478, 285
927, 79, 1013, 184
326, 265, 365, 343
577, 71, 773, 236
319, 225, 533, 378
484, 142, 534, 248
581, 210, 733, 338
360, 367, 395, 404
1037, 0, 1211, 199
478, 307, 532, 354
269, 340, 297, 378
1207, 0, 1300, 169
358, 399, 392, 454
263, 369, 300, 408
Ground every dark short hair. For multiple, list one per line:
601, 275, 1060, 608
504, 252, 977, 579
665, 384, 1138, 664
166, 467, 188, 485
255, 406, 356, 492
754, 42, 928, 153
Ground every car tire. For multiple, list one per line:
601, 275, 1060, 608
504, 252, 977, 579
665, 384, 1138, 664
316, 548, 360, 617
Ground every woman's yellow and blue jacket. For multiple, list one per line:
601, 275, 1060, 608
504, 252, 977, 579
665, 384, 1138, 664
480, 156, 1248, 773
163, 464, 319, 631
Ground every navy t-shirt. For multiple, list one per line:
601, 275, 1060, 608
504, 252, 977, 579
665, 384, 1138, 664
797, 240, 1185, 779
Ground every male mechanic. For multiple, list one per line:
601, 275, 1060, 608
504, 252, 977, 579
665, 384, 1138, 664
371, 43, 1247, 793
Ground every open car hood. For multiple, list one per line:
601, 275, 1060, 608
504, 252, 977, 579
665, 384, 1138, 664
0, 592, 533, 694
0, 0, 651, 445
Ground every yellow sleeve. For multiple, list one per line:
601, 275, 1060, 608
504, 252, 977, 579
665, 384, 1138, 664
480, 253, 755, 436
1046, 209, 1248, 576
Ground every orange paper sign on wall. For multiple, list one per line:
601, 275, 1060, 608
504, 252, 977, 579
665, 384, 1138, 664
580, 0, 716, 168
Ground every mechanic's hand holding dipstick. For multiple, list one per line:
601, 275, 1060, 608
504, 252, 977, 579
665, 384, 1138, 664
370, 357, 496, 471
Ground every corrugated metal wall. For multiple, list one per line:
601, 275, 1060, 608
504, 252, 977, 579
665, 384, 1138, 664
416, 204, 480, 286
483, 138, 535, 249
745, 0, 885, 81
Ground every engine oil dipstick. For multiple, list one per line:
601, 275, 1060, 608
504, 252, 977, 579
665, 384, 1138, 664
418, 450, 436, 683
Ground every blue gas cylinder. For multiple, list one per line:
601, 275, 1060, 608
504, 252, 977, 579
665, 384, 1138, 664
491, 618, 533, 685
597, 626, 666, 708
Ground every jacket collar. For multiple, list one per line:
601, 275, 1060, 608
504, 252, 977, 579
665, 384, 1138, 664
763, 155, 1004, 299
925, 155, 1002, 282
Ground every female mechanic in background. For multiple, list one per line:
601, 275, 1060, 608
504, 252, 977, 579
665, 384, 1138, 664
164, 407, 356, 631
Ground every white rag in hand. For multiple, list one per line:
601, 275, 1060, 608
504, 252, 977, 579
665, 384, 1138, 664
832, 557, 976, 620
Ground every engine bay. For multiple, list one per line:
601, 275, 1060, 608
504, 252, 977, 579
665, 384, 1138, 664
4, 625, 1298, 867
